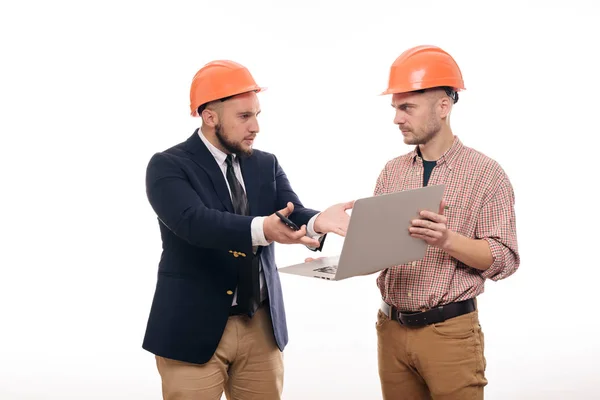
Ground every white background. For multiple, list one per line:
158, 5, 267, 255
1, 0, 599, 399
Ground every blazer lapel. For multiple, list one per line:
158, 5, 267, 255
239, 154, 260, 216
185, 130, 234, 213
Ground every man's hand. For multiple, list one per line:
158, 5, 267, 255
409, 200, 454, 250
313, 200, 355, 236
304, 257, 325, 263
263, 202, 321, 247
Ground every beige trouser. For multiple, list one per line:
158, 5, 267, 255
156, 306, 283, 400
376, 307, 487, 400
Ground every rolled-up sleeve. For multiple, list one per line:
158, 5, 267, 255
477, 176, 520, 281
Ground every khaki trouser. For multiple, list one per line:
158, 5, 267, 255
156, 306, 283, 400
376, 307, 487, 400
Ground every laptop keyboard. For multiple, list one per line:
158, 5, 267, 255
313, 265, 338, 274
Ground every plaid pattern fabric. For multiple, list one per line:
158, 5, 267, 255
375, 136, 519, 311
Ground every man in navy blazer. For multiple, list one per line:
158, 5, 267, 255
142, 60, 353, 400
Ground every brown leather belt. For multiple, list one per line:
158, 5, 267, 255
380, 298, 476, 327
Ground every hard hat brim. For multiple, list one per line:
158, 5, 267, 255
191, 86, 267, 117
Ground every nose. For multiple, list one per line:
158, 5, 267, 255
249, 116, 259, 133
394, 109, 407, 125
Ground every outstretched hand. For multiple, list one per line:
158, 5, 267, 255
314, 200, 355, 236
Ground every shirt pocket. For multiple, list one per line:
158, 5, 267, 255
442, 205, 469, 235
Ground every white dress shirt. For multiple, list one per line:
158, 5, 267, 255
198, 130, 322, 305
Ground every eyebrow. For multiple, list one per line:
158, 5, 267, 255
237, 110, 261, 116
391, 102, 417, 109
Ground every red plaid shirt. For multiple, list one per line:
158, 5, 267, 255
375, 136, 519, 311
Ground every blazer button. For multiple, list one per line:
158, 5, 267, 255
226, 290, 233, 295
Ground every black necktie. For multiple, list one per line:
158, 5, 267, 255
225, 155, 249, 216
225, 155, 260, 316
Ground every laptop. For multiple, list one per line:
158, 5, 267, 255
278, 184, 445, 281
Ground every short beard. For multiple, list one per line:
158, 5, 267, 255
405, 106, 441, 145
215, 124, 252, 158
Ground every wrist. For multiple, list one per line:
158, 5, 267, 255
312, 214, 323, 234
262, 218, 273, 243
251, 216, 271, 246
442, 230, 458, 252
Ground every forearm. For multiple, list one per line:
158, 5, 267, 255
289, 207, 320, 227
472, 175, 520, 280
167, 205, 255, 252
444, 231, 493, 271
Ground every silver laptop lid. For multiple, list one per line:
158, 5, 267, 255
333, 184, 445, 280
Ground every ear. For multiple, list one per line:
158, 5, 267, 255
201, 108, 219, 128
439, 96, 452, 119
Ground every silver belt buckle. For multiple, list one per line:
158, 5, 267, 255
380, 300, 392, 319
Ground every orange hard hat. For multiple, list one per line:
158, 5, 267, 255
381, 45, 465, 96
189, 60, 265, 116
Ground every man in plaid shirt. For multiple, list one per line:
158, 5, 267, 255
374, 45, 520, 399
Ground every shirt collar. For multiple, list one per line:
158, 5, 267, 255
197, 129, 234, 167
411, 135, 463, 169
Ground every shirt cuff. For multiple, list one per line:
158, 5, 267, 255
251, 217, 270, 247
306, 213, 323, 239
480, 237, 506, 280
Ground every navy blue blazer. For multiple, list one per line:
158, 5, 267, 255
142, 130, 324, 364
